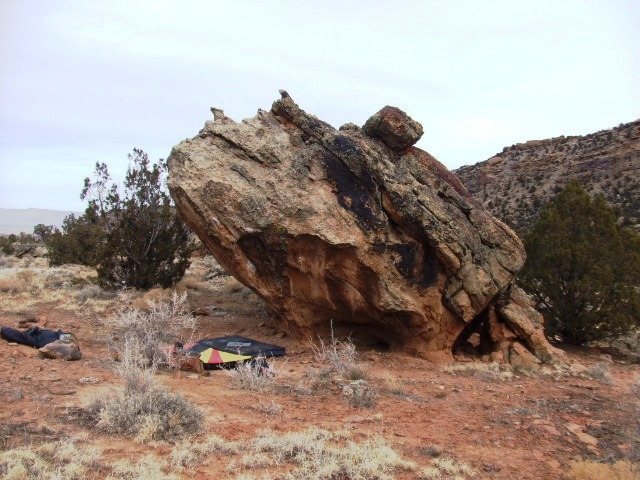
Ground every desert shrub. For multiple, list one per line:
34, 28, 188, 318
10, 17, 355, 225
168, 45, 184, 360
313, 323, 357, 376
88, 150, 193, 289
46, 213, 104, 267
228, 358, 277, 391
0, 438, 100, 480
43, 269, 75, 289
253, 400, 283, 416
87, 337, 203, 443
567, 459, 640, 480
0, 235, 16, 255
0, 255, 19, 268
32, 224, 54, 243
419, 456, 475, 479
75, 284, 117, 303
0, 270, 35, 294
170, 436, 238, 471
46, 149, 194, 289
226, 428, 415, 480
307, 367, 334, 393
342, 379, 377, 408
93, 385, 203, 443
108, 292, 196, 367
0, 275, 29, 293
108, 455, 180, 480
343, 364, 369, 381
520, 182, 640, 345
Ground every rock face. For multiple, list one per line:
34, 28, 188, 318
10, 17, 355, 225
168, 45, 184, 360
168, 93, 562, 364
454, 120, 640, 232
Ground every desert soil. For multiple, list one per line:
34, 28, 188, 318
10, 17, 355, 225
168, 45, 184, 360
0, 259, 638, 479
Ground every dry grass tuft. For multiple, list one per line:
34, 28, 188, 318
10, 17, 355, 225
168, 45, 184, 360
0, 269, 36, 293
108, 455, 180, 480
0, 275, 30, 293
224, 427, 416, 480
443, 362, 514, 381
129, 286, 188, 311
87, 375, 203, 444
108, 292, 196, 367
306, 368, 334, 394
380, 371, 409, 397
86, 335, 203, 443
313, 322, 357, 377
228, 358, 277, 391
343, 364, 369, 381
342, 380, 377, 408
567, 459, 640, 480
0, 438, 101, 480
418, 455, 474, 479
176, 275, 210, 291
0, 263, 112, 313
75, 284, 117, 304
252, 400, 283, 416
0, 255, 20, 268
170, 436, 238, 471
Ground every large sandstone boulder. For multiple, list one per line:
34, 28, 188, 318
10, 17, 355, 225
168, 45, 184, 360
168, 92, 563, 364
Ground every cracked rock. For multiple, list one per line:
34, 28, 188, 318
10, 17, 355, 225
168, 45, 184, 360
167, 92, 561, 364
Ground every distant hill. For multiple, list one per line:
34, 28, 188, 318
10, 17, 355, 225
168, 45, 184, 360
453, 119, 640, 233
0, 208, 79, 235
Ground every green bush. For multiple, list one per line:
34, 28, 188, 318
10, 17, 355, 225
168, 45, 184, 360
0, 234, 16, 255
46, 213, 104, 267
45, 149, 194, 289
520, 182, 640, 345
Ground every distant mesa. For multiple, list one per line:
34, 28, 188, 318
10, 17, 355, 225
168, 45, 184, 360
454, 119, 640, 232
0, 208, 80, 235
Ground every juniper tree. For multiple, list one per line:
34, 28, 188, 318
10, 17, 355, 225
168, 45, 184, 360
519, 182, 640, 345
46, 149, 193, 289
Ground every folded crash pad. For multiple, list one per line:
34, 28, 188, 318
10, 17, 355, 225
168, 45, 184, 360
187, 335, 285, 358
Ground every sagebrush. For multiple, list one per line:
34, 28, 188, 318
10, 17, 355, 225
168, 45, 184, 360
87, 337, 203, 443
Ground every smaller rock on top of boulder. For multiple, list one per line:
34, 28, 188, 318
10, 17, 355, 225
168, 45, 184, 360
362, 106, 424, 151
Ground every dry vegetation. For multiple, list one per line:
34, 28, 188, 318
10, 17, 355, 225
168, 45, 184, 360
0, 437, 180, 480
567, 459, 640, 480
0, 256, 114, 314
227, 358, 277, 391
224, 428, 420, 480
1, 254, 639, 479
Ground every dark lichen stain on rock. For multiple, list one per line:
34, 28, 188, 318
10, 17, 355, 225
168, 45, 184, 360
373, 242, 440, 287
322, 150, 386, 233
237, 231, 288, 291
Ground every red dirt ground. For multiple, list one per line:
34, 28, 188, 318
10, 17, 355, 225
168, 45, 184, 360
1, 274, 638, 479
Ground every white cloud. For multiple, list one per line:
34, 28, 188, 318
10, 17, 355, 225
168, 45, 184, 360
1, 0, 638, 208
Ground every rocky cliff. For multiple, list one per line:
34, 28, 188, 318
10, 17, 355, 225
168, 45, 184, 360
454, 120, 640, 232
168, 92, 562, 365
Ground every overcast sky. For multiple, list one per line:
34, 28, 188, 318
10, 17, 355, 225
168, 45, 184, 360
1, 0, 638, 211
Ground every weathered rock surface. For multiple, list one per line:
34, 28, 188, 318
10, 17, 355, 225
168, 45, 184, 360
168, 92, 562, 364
